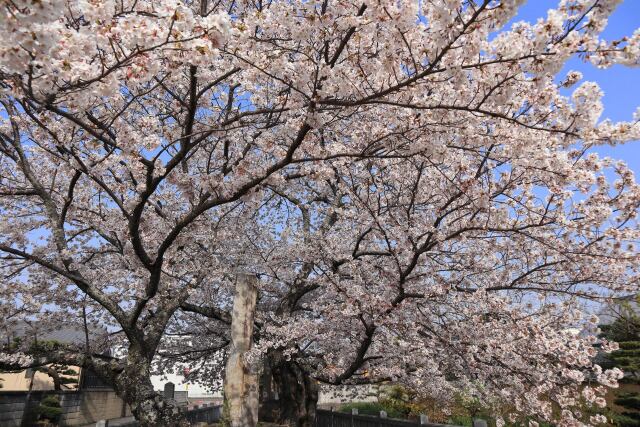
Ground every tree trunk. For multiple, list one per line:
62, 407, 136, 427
224, 273, 259, 427
112, 347, 188, 427
46, 365, 62, 390
266, 352, 319, 427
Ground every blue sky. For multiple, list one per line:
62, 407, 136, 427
511, 1, 640, 174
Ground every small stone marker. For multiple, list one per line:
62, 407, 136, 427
352, 408, 358, 415
473, 419, 488, 427
164, 382, 175, 400
379, 410, 387, 418
420, 414, 429, 424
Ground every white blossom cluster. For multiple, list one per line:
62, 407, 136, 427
1, 0, 639, 425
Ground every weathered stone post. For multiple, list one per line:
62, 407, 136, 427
224, 273, 259, 427
472, 419, 488, 427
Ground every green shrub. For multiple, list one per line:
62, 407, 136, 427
447, 415, 473, 426
29, 340, 64, 355
378, 385, 413, 418
611, 413, 640, 427
38, 395, 63, 423
616, 394, 640, 412
600, 298, 640, 425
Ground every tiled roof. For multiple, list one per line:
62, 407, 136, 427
2, 319, 108, 346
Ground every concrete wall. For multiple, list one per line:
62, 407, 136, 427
1, 370, 34, 391
0, 393, 27, 427
318, 384, 379, 406
74, 390, 131, 424
0, 390, 130, 426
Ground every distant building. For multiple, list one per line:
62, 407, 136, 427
1, 320, 109, 392
150, 371, 221, 402
0, 321, 129, 426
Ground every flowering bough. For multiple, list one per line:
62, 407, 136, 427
1, 0, 639, 426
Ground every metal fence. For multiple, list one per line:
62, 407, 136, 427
99, 407, 466, 427
99, 404, 221, 426
81, 368, 114, 389
185, 404, 221, 424
315, 410, 467, 427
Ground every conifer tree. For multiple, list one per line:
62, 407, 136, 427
601, 298, 640, 427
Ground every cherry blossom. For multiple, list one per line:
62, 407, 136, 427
1, 1, 639, 426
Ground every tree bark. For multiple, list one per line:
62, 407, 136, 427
1, 339, 188, 426
46, 365, 62, 390
111, 346, 188, 427
224, 273, 259, 427
266, 352, 319, 427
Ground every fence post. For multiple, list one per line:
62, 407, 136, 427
379, 410, 387, 427
419, 414, 429, 425
351, 408, 358, 427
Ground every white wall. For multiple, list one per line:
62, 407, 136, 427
318, 384, 379, 405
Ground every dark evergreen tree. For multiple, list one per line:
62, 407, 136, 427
37, 395, 63, 425
600, 297, 640, 427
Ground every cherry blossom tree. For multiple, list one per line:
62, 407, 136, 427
1, 0, 640, 426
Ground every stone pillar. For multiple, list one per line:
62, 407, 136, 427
224, 274, 259, 427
